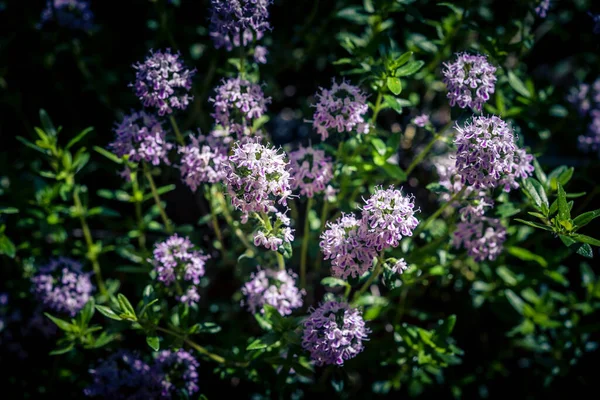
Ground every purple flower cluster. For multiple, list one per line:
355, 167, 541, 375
178, 132, 229, 191
433, 153, 472, 203
302, 300, 370, 366
40, 0, 94, 30
535, 0, 551, 18
209, 0, 273, 51
155, 349, 200, 398
360, 186, 419, 251
454, 115, 533, 191
433, 151, 508, 260
149, 235, 210, 306
210, 77, 271, 138
241, 267, 305, 315
320, 213, 378, 279
85, 351, 161, 399
442, 53, 497, 112
225, 142, 292, 221
31, 257, 93, 317
288, 146, 334, 198
321, 187, 419, 279
131, 49, 196, 116
413, 114, 430, 127
453, 215, 507, 262
312, 79, 370, 140
110, 111, 173, 166
568, 79, 600, 157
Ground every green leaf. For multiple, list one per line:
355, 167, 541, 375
45, 313, 76, 332
395, 60, 425, 77
557, 183, 570, 222
94, 146, 123, 164
508, 71, 531, 98
532, 158, 547, 186
49, 343, 75, 356
95, 305, 122, 321
337, 6, 369, 24
371, 138, 387, 156
117, 294, 137, 319
571, 234, 600, 247
392, 52, 413, 68
514, 219, 552, 231
142, 184, 176, 202
386, 77, 402, 95
246, 332, 279, 350
426, 182, 450, 194
0, 207, 19, 214
495, 202, 520, 218
559, 235, 593, 258
505, 290, 525, 314
146, 335, 160, 351
321, 277, 350, 288
17, 136, 46, 154
573, 209, 600, 229
363, 0, 374, 13
190, 322, 222, 334
523, 178, 548, 214
262, 304, 285, 330
66, 127, 93, 149
39, 109, 57, 137
0, 235, 16, 258
79, 298, 95, 326
383, 95, 404, 113
433, 315, 456, 344
381, 163, 407, 182
507, 246, 548, 267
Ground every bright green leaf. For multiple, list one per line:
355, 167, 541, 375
508, 71, 531, 98
387, 77, 402, 95
146, 335, 160, 351
395, 60, 425, 77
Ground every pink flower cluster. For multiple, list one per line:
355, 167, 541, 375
312, 79, 369, 140
320, 187, 419, 279
149, 235, 210, 306
225, 142, 292, 222
178, 132, 229, 191
454, 115, 533, 192
442, 53, 497, 112
241, 267, 305, 316
288, 146, 334, 198
110, 111, 173, 166
210, 77, 271, 139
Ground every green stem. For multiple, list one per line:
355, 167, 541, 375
370, 92, 383, 130
210, 205, 225, 250
216, 190, 255, 254
143, 163, 174, 234
169, 115, 185, 146
413, 186, 467, 238
131, 171, 147, 251
73, 187, 108, 298
315, 201, 330, 272
260, 211, 285, 270
155, 326, 235, 365
300, 197, 314, 288
352, 255, 384, 302
406, 121, 453, 175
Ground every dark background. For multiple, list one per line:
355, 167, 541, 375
1, 0, 600, 399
